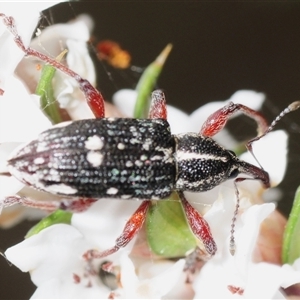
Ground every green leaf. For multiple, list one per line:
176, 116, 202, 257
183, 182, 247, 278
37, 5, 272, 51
146, 193, 197, 258
133, 44, 172, 119
25, 210, 72, 238
282, 185, 300, 264
35, 52, 66, 124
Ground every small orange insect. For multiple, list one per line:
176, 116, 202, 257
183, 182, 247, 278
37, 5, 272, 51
97, 40, 131, 69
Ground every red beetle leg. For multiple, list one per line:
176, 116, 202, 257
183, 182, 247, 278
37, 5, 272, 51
148, 90, 168, 120
178, 191, 217, 257
83, 200, 150, 260
0, 13, 105, 119
200, 101, 268, 138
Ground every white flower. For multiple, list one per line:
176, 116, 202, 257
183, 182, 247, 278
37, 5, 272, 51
5, 200, 186, 298
0, 2, 64, 83
16, 13, 96, 120
192, 187, 300, 299
0, 6, 96, 226
0, 78, 51, 223
115, 254, 185, 299
0, 77, 51, 204
6, 224, 110, 299
1, 7, 294, 298
0, 3, 61, 223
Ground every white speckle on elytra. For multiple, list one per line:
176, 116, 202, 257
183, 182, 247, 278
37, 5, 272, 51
46, 184, 77, 195
36, 141, 48, 152
33, 157, 45, 165
86, 151, 103, 167
117, 143, 125, 150
106, 187, 118, 195
130, 138, 140, 144
135, 160, 143, 167
150, 155, 163, 161
142, 138, 152, 151
85, 135, 104, 150
125, 161, 133, 167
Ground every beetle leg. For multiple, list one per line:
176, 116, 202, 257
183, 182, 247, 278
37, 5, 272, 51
178, 191, 217, 257
1, 195, 60, 212
0, 13, 105, 118
148, 90, 168, 119
83, 200, 150, 260
149, 91, 218, 257
1, 195, 97, 213
200, 101, 268, 138
58, 198, 98, 212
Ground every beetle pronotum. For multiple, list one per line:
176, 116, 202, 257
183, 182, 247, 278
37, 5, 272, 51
1, 12, 300, 259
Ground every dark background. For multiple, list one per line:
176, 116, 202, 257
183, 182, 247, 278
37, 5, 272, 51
1, 1, 300, 298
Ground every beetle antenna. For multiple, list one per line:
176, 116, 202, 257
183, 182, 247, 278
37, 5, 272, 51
228, 101, 300, 254
247, 101, 300, 162
229, 180, 241, 255
0, 250, 12, 266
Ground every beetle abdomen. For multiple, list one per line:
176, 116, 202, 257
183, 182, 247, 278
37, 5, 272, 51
8, 118, 176, 200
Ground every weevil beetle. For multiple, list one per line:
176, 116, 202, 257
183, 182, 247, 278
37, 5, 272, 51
7, 116, 269, 200
2, 12, 300, 258
8, 91, 300, 259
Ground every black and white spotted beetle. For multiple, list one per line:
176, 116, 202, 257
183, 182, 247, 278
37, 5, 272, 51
2, 12, 300, 258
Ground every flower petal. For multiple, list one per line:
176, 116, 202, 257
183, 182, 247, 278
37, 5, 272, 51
243, 263, 286, 298
113, 89, 138, 117
119, 253, 185, 298
0, 142, 21, 172
234, 203, 275, 276
0, 2, 64, 84
281, 259, 300, 288
71, 200, 141, 252
165, 105, 194, 133
31, 277, 109, 299
193, 261, 240, 298
54, 38, 96, 120
5, 224, 89, 285
139, 258, 185, 298
194, 188, 279, 298
14, 15, 96, 120
0, 176, 24, 201
0, 76, 51, 143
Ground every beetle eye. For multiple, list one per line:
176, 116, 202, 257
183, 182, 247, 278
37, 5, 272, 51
228, 168, 239, 179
